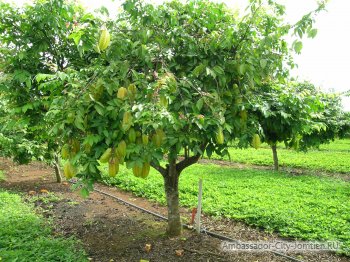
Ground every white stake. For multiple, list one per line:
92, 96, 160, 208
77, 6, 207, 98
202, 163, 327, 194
196, 178, 203, 233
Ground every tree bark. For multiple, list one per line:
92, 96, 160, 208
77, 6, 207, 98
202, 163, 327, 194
163, 159, 182, 237
53, 154, 62, 183
271, 144, 279, 171
152, 144, 207, 237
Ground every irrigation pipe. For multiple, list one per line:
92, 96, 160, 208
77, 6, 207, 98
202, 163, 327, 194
93, 186, 304, 262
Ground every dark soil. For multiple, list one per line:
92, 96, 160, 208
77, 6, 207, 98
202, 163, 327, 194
0, 158, 349, 262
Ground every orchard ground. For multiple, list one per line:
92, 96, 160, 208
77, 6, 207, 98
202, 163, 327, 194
0, 140, 348, 261
216, 139, 350, 174
0, 158, 348, 262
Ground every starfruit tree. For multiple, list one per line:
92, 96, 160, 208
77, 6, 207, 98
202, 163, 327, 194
252, 81, 349, 171
47, 0, 325, 236
0, 0, 97, 181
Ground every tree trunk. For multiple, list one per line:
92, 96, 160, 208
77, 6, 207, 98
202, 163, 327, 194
53, 154, 62, 183
151, 145, 206, 237
163, 160, 182, 237
271, 144, 279, 171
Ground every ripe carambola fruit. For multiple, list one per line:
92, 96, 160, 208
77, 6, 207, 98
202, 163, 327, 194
63, 161, 76, 179
99, 148, 112, 163
122, 112, 133, 131
216, 127, 224, 144
117, 140, 127, 158
136, 137, 142, 144
90, 79, 104, 101
235, 97, 243, 104
127, 84, 137, 100
152, 134, 161, 147
61, 144, 70, 160
159, 95, 168, 107
98, 26, 110, 51
117, 87, 127, 99
240, 110, 248, 122
133, 164, 142, 177
128, 128, 136, 143
67, 112, 75, 124
141, 162, 150, 179
71, 139, 80, 155
233, 83, 239, 94
252, 134, 261, 149
108, 157, 119, 177
142, 134, 149, 145
84, 143, 92, 153
152, 129, 165, 147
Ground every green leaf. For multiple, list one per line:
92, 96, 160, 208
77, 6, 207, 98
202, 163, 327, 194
294, 41, 303, 54
206, 67, 216, 79
80, 188, 90, 198
239, 64, 246, 75
260, 59, 267, 69
212, 65, 225, 76
35, 73, 55, 83
196, 98, 204, 111
22, 103, 33, 113
13, 70, 31, 83
69, 31, 84, 46
25, 79, 32, 88
74, 115, 85, 131
94, 104, 105, 115
206, 145, 213, 158
307, 28, 317, 38
193, 63, 206, 77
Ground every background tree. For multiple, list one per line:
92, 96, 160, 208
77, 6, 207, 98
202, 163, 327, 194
0, 93, 44, 162
0, 0, 96, 181
300, 90, 350, 149
252, 81, 348, 171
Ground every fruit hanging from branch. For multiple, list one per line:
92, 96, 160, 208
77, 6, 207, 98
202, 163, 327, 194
63, 161, 76, 179
99, 148, 112, 163
98, 25, 110, 52
61, 144, 70, 159
216, 127, 224, 144
252, 134, 261, 149
117, 87, 128, 99
108, 157, 119, 177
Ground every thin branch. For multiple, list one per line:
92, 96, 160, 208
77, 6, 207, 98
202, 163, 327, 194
234, 2, 263, 50
184, 146, 189, 159
176, 154, 201, 175
150, 161, 167, 176
176, 143, 207, 174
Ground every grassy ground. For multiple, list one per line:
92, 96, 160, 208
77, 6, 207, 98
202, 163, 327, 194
0, 190, 87, 262
101, 164, 350, 255
212, 139, 350, 173
0, 170, 5, 181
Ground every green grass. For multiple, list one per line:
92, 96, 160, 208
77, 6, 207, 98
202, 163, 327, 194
0, 190, 87, 262
101, 164, 350, 255
0, 170, 5, 181
212, 139, 350, 173
318, 139, 350, 152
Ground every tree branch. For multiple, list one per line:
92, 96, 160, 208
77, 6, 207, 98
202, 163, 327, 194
176, 143, 207, 174
176, 154, 201, 174
234, 2, 263, 50
151, 162, 167, 177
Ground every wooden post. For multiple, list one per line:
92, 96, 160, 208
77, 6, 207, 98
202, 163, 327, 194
195, 179, 203, 233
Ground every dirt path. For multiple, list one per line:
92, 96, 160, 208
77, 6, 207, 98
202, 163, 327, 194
0, 158, 348, 262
